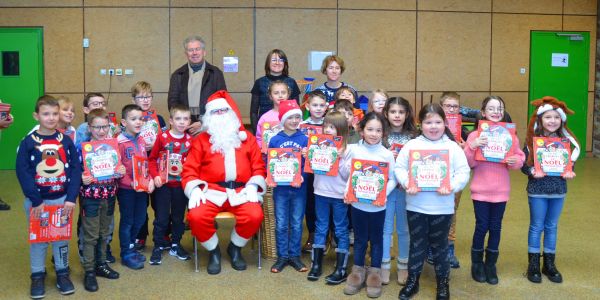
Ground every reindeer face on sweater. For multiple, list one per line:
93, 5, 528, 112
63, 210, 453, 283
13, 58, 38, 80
35, 142, 66, 178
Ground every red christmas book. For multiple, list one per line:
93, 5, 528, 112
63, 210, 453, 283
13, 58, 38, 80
305, 134, 343, 176
29, 205, 73, 243
346, 159, 389, 207
408, 149, 451, 192
261, 121, 282, 153
0, 102, 11, 121
158, 150, 169, 183
475, 121, 517, 163
299, 123, 323, 137
81, 139, 122, 182
266, 148, 303, 186
446, 113, 462, 142
108, 112, 119, 137
132, 155, 151, 192
533, 136, 573, 177
140, 109, 162, 147
389, 143, 404, 159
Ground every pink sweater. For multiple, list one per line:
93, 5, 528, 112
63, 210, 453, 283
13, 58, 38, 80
255, 109, 280, 149
463, 130, 525, 203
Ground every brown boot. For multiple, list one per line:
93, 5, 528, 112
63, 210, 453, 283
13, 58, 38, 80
366, 267, 383, 298
397, 258, 408, 285
343, 265, 366, 295
380, 260, 391, 285
301, 232, 315, 254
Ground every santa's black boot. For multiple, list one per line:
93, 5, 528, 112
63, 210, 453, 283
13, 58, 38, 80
207, 245, 221, 275
227, 242, 247, 271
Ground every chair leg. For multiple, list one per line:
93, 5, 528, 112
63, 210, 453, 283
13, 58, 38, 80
194, 237, 199, 273
258, 227, 262, 270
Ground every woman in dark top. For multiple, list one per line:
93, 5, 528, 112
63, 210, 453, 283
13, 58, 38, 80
250, 49, 301, 134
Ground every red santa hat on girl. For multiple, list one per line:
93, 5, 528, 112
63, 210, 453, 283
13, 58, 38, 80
204, 90, 247, 141
525, 96, 580, 166
279, 100, 302, 124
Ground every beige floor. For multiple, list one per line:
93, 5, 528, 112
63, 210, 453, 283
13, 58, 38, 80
1, 158, 599, 300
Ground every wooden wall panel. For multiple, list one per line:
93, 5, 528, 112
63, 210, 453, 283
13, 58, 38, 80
493, 0, 563, 14
491, 14, 562, 91
563, 15, 597, 91
213, 9, 254, 93
83, 0, 168, 6
339, 10, 416, 92
0, 8, 83, 93
171, 0, 253, 7
254, 9, 337, 85
256, 0, 336, 8
564, 0, 597, 15
169, 9, 212, 73
417, 12, 491, 91
84, 8, 169, 93
338, 0, 415, 10
418, 0, 491, 12
0, 0, 80, 7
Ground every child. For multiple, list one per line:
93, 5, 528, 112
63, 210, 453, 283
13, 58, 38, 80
334, 99, 360, 144
299, 90, 328, 253
522, 96, 579, 284
335, 87, 364, 123
148, 104, 193, 265
432, 91, 469, 269
79, 109, 123, 292
250, 49, 301, 134
117, 104, 155, 270
395, 104, 470, 300
369, 89, 389, 114
132, 81, 168, 250
16, 95, 82, 298
29, 96, 77, 144
255, 80, 290, 150
315, 55, 358, 108
342, 112, 397, 298
76, 93, 108, 145
267, 100, 308, 273
307, 111, 350, 284
463, 96, 524, 285
381, 97, 418, 285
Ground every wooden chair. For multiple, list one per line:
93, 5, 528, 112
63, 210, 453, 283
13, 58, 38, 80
193, 212, 262, 272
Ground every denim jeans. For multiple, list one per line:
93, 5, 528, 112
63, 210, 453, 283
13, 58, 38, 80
273, 185, 306, 258
117, 188, 148, 256
471, 200, 507, 251
528, 196, 565, 253
382, 188, 409, 262
407, 211, 452, 277
351, 207, 385, 268
25, 196, 70, 274
313, 194, 349, 253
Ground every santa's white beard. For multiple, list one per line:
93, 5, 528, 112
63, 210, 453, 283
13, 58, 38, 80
203, 110, 242, 154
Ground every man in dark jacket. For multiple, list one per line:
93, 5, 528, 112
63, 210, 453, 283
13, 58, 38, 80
168, 35, 227, 135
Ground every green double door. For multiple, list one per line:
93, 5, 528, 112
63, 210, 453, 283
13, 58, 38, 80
0, 27, 44, 169
529, 31, 590, 152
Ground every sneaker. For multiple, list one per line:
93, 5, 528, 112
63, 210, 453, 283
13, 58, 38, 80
134, 239, 146, 251
134, 250, 146, 262
30, 272, 45, 299
95, 264, 119, 279
169, 244, 191, 261
105, 246, 116, 264
448, 243, 460, 269
56, 272, 75, 295
426, 247, 434, 264
121, 253, 144, 270
150, 247, 162, 265
83, 271, 98, 292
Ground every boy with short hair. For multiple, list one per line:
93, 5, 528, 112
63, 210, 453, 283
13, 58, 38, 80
117, 104, 155, 270
17, 95, 82, 299
79, 109, 123, 292
334, 99, 360, 144
148, 104, 193, 265
76, 93, 108, 145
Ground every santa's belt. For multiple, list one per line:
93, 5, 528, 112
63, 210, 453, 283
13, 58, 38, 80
216, 181, 245, 189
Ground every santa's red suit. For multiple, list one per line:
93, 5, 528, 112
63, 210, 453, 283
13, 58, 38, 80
181, 91, 266, 252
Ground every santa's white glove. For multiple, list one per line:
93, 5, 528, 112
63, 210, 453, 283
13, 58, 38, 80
246, 184, 259, 203
188, 187, 207, 209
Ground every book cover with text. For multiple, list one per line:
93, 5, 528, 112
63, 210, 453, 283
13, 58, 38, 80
408, 149, 451, 192
346, 159, 388, 207
475, 121, 517, 163
29, 205, 73, 243
305, 134, 343, 176
81, 138, 122, 182
533, 136, 573, 176
266, 148, 303, 186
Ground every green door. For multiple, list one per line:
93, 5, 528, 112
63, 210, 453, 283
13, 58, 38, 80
529, 31, 589, 151
0, 27, 44, 169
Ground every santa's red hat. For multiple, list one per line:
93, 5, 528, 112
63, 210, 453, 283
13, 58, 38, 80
38, 139, 67, 163
205, 90, 247, 141
278, 100, 302, 124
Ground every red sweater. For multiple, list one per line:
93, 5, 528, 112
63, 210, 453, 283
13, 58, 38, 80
148, 130, 193, 188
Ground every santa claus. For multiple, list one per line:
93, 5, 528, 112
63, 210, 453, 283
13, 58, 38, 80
182, 90, 266, 275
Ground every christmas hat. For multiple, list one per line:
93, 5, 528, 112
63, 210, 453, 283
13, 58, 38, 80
205, 90, 247, 141
279, 100, 302, 124
38, 139, 67, 163
525, 96, 580, 166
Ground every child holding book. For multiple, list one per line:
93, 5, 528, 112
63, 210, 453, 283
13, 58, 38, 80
267, 100, 308, 273
17, 95, 82, 298
148, 104, 193, 265
381, 97, 418, 285
255, 80, 290, 151
117, 104, 155, 270
463, 96, 525, 285
522, 96, 579, 284
299, 90, 328, 253
79, 109, 123, 292
342, 112, 397, 298
307, 111, 350, 284
396, 104, 470, 300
